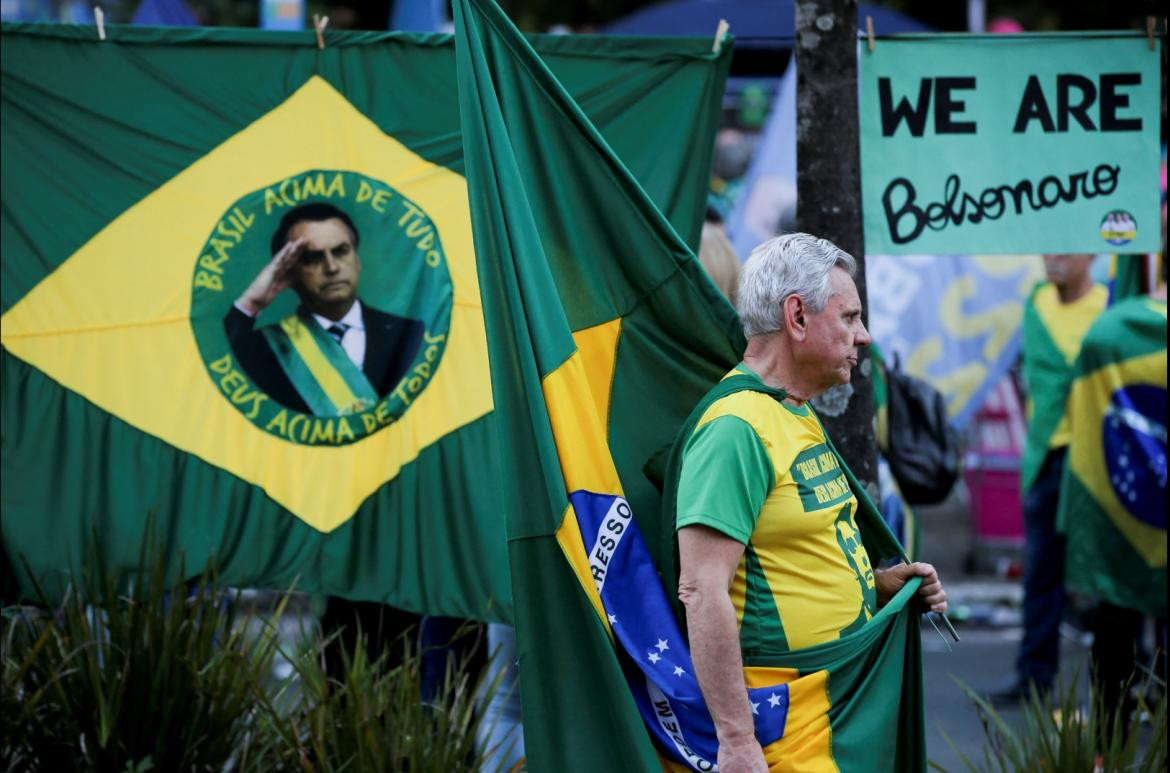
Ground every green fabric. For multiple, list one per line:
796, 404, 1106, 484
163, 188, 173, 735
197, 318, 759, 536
741, 544, 790, 654
871, 343, 889, 419
748, 580, 926, 772
0, 24, 723, 314
452, 0, 739, 766
1020, 283, 1076, 495
676, 416, 773, 544
260, 310, 379, 417
1111, 254, 1148, 301
659, 374, 925, 770
1061, 472, 1166, 617
1, 22, 730, 617
1, 351, 505, 616
1059, 296, 1167, 618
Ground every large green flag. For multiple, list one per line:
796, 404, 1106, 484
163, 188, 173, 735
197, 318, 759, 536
0, 22, 729, 617
453, 0, 925, 768
1060, 296, 1167, 618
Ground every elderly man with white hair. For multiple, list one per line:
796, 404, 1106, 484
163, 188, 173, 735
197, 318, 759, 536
674, 233, 948, 772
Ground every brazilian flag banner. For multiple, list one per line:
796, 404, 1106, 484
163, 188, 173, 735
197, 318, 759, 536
453, 0, 926, 768
0, 22, 730, 618
1060, 296, 1167, 618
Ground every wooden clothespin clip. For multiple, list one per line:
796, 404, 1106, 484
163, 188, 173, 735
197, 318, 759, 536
712, 18, 729, 54
1147, 16, 1157, 52
93, 6, 106, 41
313, 14, 329, 50
866, 15, 875, 53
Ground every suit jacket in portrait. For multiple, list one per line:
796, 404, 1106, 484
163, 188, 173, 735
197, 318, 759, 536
224, 302, 425, 415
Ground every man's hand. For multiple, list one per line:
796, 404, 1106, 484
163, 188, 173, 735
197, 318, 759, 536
717, 736, 769, 773
874, 562, 947, 613
235, 238, 306, 316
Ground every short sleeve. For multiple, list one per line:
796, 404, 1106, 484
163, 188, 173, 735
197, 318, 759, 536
675, 415, 775, 544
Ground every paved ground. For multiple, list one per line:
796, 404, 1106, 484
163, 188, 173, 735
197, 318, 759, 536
915, 491, 1095, 771
921, 604, 1092, 771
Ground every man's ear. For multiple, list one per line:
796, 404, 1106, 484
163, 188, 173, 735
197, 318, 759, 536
783, 295, 807, 341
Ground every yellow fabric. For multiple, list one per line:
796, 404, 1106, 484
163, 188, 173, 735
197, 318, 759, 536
0, 77, 490, 532
1031, 283, 1108, 447
549, 319, 623, 638
694, 386, 876, 652
658, 666, 838, 772
278, 315, 365, 414
1068, 347, 1168, 568
746, 667, 837, 773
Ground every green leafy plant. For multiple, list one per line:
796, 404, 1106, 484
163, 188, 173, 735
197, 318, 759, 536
0, 538, 286, 772
937, 668, 1167, 773
250, 622, 509, 772
1, 535, 511, 772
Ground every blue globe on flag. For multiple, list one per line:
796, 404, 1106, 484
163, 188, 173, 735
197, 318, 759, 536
1103, 384, 1168, 528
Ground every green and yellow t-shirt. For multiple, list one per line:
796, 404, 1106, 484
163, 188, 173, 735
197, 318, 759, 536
676, 365, 878, 656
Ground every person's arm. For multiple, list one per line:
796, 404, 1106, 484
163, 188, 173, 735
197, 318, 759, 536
678, 526, 768, 773
235, 237, 306, 316
874, 561, 947, 613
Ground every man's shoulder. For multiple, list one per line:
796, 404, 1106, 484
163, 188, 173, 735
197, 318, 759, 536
696, 390, 812, 449
699, 389, 779, 425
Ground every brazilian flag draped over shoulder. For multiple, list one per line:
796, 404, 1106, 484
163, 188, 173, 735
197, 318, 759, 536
1060, 296, 1168, 618
453, 0, 926, 769
0, 21, 730, 617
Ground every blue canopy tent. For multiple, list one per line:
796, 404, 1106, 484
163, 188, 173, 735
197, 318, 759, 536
132, 0, 198, 26
603, 0, 930, 42
603, 1, 930, 113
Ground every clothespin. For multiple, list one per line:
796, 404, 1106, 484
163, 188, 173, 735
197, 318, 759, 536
865, 15, 875, 53
313, 14, 329, 50
93, 6, 106, 41
1147, 16, 1157, 52
712, 18, 729, 54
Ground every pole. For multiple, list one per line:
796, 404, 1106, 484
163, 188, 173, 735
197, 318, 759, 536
794, 0, 878, 494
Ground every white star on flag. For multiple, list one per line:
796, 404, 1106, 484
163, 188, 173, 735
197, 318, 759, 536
673, 666, 685, 677
655, 638, 669, 652
750, 701, 760, 715
768, 693, 782, 708
648, 652, 661, 664
607, 614, 617, 624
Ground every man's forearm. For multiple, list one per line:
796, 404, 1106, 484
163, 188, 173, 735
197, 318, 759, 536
684, 584, 756, 746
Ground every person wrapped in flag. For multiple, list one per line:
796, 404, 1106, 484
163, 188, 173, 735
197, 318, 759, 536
990, 253, 1107, 705
225, 202, 424, 417
1059, 265, 1167, 734
673, 234, 948, 771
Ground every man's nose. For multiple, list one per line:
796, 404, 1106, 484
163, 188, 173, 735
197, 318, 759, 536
855, 322, 871, 347
323, 254, 340, 273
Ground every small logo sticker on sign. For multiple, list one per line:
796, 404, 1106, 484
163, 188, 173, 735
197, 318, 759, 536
1100, 210, 1138, 247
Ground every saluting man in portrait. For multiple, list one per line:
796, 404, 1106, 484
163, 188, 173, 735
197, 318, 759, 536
224, 202, 425, 417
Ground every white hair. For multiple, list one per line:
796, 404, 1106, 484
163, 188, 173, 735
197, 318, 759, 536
736, 233, 857, 338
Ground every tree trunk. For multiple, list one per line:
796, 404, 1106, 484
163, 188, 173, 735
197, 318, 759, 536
795, 0, 878, 496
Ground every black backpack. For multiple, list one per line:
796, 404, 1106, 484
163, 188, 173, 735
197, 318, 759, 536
884, 356, 960, 505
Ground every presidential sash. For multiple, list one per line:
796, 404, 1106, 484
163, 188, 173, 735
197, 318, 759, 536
261, 310, 379, 417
